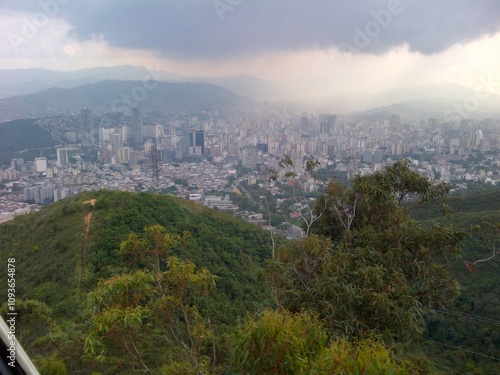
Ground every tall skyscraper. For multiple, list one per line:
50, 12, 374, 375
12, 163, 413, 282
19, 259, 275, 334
319, 114, 336, 135
183, 130, 206, 156
132, 107, 143, 144
81, 107, 95, 146
180, 127, 190, 159
57, 148, 69, 167
195, 130, 205, 155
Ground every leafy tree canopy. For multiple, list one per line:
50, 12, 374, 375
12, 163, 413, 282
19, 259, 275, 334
271, 160, 466, 343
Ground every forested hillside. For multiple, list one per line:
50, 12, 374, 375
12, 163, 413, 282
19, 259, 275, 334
0, 119, 56, 166
0, 173, 498, 373
0, 191, 275, 373
409, 188, 500, 374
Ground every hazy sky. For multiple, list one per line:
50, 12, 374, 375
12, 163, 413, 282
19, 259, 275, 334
1, 0, 500, 100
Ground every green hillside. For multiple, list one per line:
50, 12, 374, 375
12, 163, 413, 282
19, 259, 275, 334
408, 188, 500, 374
0, 190, 273, 318
0, 119, 57, 166
0, 191, 276, 373
0, 80, 254, 120
0, 185, 497, 374
409, 186, 500, 222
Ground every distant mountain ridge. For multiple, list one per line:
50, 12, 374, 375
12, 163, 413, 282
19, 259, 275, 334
354, 98, 500, 123
319, 82, 500, 120
0, 65, 281, 101
0, 80, 254, 120
0, 65, 153, 98
2, 66, 500, 119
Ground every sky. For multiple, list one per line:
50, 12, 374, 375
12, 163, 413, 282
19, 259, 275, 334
1, 0, 500, 100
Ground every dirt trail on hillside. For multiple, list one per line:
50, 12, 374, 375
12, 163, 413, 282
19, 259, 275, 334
82, 199, 96, 272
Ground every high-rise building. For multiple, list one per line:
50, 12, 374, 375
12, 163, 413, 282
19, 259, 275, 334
472, 129, 483, 149
319, 114, 336, 135
81, 107, 95, 146
180, 127, 189, 158
11, 158, 24, 169
117, 147, 133, 163
362, 150, 374, 163
195, 130, 205, 155
132, 107, 143, 144
305, 139, 316, 154
427, 118, 437, 127
155, 124, 164, 138
34, 157, 47, 172
183, 130, 206, 156
57, 148, 69, 167
256, 143, 269, 154
373, 149, 384, 163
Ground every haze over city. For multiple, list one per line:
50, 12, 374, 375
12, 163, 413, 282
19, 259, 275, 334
2, 0, 500, 102
1, 2, 500, 374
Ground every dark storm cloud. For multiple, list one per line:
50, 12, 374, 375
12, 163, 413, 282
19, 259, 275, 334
5, 0, 500, 58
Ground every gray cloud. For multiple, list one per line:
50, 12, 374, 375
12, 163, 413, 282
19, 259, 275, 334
4, 0, 500, 58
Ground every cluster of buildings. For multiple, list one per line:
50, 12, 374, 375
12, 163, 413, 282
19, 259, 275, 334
0, 190, 38, 224
1, 106, 499, 227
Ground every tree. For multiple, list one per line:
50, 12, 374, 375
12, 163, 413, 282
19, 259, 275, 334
233, 309, 414, 375
0, 299, 67, 360
466, 220, 500, 269
85, 226, 217, 374
269, 154, 326, 238
233, 309, 327, 374
270, 160, 466, 342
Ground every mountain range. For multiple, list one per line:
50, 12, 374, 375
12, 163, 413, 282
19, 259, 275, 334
317, 82, 500, 120
1, 65, 500, 120
0, 65, 282, 101
0, 80, 254, 121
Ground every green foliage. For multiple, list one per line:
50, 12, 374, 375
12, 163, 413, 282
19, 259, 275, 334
0, 190, 274, 373
174, 178, 189, 186
86, 226, 217, 373
233, 309, 328, 374
272, 160, 465, 342
229, 191, 260, 213
314, 338, 410, 375
409, 186, 500, 222
233, 309, 412, 375
1, 299, 54, 344
36, 355, 68, 375
0, 119, 56, 166
0, 170, 497, 373
0, 191, 272, 322
0, 299, 69, 365
379, 159, 449, 205
407, 190, 500, 374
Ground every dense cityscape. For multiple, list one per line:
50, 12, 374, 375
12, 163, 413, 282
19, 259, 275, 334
1, 106, 499, 231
